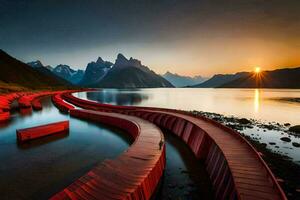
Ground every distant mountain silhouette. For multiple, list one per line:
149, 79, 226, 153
79, 57, 112, 86
192, 72, 249, 88
53, 65, 84, 84
27, 60, 53, 71
28, 61, 84, 84
163, 71, 208, 87
220, 67, 300, 88
0, 50, 69, 89
87, 54, 174, 88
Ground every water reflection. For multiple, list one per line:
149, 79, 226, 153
86, 89, 149, 105
254, 89, 260, 113
76, 88, 300, 125
157, 132, 213, 200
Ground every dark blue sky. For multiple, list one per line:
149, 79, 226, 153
1, 0, 300, 76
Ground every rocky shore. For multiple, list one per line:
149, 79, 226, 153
190, 110, 300, 200
279, 98, 300, 104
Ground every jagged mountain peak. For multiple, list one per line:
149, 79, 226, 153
27, 60, 53, 71
87, 57, 113, 69
114, 53, 144, 69
96, 57, 105, 64
54, 64, 75, 74
115, 53, 129, 67
79, 57, 112, 86
27, 60, 43, 68
117, 53, 127, 61
52, 64, 84, 84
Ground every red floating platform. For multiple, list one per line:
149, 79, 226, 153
16, 121, 69, 142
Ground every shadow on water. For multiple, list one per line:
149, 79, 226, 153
156, 131, 214, 200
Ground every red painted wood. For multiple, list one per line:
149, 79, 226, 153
0, 92, 24, 111
0, 92, 25, 122
59, 91, 287, 200
18, 91, 59, 110
16, 121, 69, 142
0, 111, 10, 122
52, 93, 75, 113
51, 110, 165, 200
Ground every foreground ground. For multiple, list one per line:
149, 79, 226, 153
191, 110, 300, 200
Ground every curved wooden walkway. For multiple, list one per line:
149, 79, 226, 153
50, 109, 166, 200
0, 92, 24, 122
59, 91, 287, 200
18, 91, 60, 110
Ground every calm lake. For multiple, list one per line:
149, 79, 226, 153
0, 88, 299, 198
76, 88, 300, 125
0, 95, 213, 199
76, 88, 300, 162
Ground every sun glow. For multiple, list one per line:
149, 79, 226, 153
255, 67, 261, 73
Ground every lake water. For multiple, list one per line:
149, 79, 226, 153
1, 88, 299, 198
0, 97, 131, 199
76, 88, 300, 125
0, 95, 213, 199
76, 88, 300, 162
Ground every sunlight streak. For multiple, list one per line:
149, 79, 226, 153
254, 89, 260, 113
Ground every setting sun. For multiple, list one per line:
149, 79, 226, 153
255, 67, 261, 73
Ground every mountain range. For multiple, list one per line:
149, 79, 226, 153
28, 53, 174, 88
220, 68, 300, 88
191, 68, 300, 88
88, 54, 173, 88
3, 49, 299, 90
27, 61, 84, 84
192, 72, 249, 88
0, 50, 69, 91
162, 72, 208, 87
79, 57, 113, 86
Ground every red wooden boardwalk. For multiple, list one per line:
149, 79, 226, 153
0, 92, 24, 122
18, 91, 59, 109
52, 92, 75, 113
50, 109, 166, 200
58, 91, 287, 200
0, 90, 75, 122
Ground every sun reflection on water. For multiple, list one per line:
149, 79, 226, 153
254, 89, 260, 113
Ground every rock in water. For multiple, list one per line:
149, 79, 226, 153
280, 137, 291, 142
238, 118, 251, 124
289, 125, 300, 134
292, 142, 300, 148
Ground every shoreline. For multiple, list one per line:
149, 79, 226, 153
190, 110, 300, 199
278, 97, 300, 104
